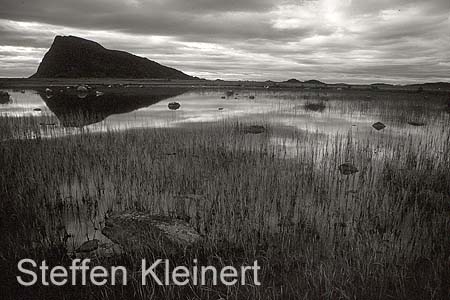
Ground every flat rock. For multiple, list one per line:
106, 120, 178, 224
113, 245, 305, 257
338, 163, 359, 175
76, 239, 99, 253
407, 121, 425, 126
241, 125, 266, 134
102, 211, 202, 254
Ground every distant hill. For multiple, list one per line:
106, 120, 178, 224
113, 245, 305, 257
31, 36, 195, 80
284, 78, 302, 84
303, 79, 326, 85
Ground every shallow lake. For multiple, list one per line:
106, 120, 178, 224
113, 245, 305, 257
1, 87, 448, 252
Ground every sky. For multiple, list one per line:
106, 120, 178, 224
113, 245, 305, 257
0, 0, 449, 84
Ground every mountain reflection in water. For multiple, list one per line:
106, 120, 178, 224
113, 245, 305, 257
39, 87, 190, 127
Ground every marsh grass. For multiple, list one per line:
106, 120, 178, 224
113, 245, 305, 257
0, 93, 449, 299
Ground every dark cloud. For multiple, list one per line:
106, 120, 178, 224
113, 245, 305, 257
0, 0, 448, 83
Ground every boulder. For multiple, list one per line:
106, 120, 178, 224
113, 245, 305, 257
407, 121, 425, 126
168, 102, 181, 110
77, 85, 89, 98
242, 125, 266, 134
372, 122, 386, 130
76, 239, 99, 253
102, 211, 202, 254
338, 163, 359, 175
304, 102, 326, 112
0, 91, 11, 104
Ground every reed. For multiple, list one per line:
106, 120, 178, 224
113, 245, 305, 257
0, 95, 449, 299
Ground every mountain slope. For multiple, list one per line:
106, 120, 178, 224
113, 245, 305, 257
31, 35, 195, 79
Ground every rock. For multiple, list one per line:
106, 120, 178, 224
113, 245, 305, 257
95, 91, 104, 97
226, 90, 234, 97
20, 90, 25, 93
372, 122, 386, 130
242, 125, 266, 134
77, 85, 88, 93
0, 91, 11, 104
33, 108, 42, 112
304, 102, 326, 112
407, 121, 425, 126
218, 107, 224, 110
249, 95, 255, 99
221, 96, 226, 99
168, 102, 181, 110
102, 211, 202, 254
76, 239, 99, 253
76, 85, 89, 99
45, 88, 53, 94
338, 163, 359, 175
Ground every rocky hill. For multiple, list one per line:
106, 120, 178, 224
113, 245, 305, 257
31, 36, 195, 80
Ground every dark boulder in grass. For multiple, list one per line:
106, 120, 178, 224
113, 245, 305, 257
101, 211, 202, 254
0, 91, 11, 104
338, 163, 359, 175
242, 125, 266, 134
168, 102, 181, 110
372, 122, 386, 130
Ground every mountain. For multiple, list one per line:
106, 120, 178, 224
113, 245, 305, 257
31, 35, 195, 79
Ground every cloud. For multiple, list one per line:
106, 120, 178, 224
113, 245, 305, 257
0, 0, 448, 83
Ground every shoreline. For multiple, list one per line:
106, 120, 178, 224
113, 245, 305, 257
1, 78, 449, 93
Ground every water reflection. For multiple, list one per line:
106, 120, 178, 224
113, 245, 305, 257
38, 87, 190, 127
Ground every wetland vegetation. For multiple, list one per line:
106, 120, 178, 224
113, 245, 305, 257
0, 87, 449, 299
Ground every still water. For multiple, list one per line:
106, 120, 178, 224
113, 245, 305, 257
2, 88, 447, 135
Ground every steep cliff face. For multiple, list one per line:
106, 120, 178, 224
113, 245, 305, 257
31, 35, 194, 79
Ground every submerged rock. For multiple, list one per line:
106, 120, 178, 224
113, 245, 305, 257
76, 85, 89, 98
0, 91, 11, 104
338, 163, 359, 175
95, 91, 104, 97
249, 95, 255, 99
102, 211, 202, 254
76, 239, 99, 253
304, 102, 326, 112
407, 121, 425, 126
242, 125, 266, 134
372, 122, 386, 130
168, 102, 181, 110
77, 85, 88, 93
33, 108, 42, 112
